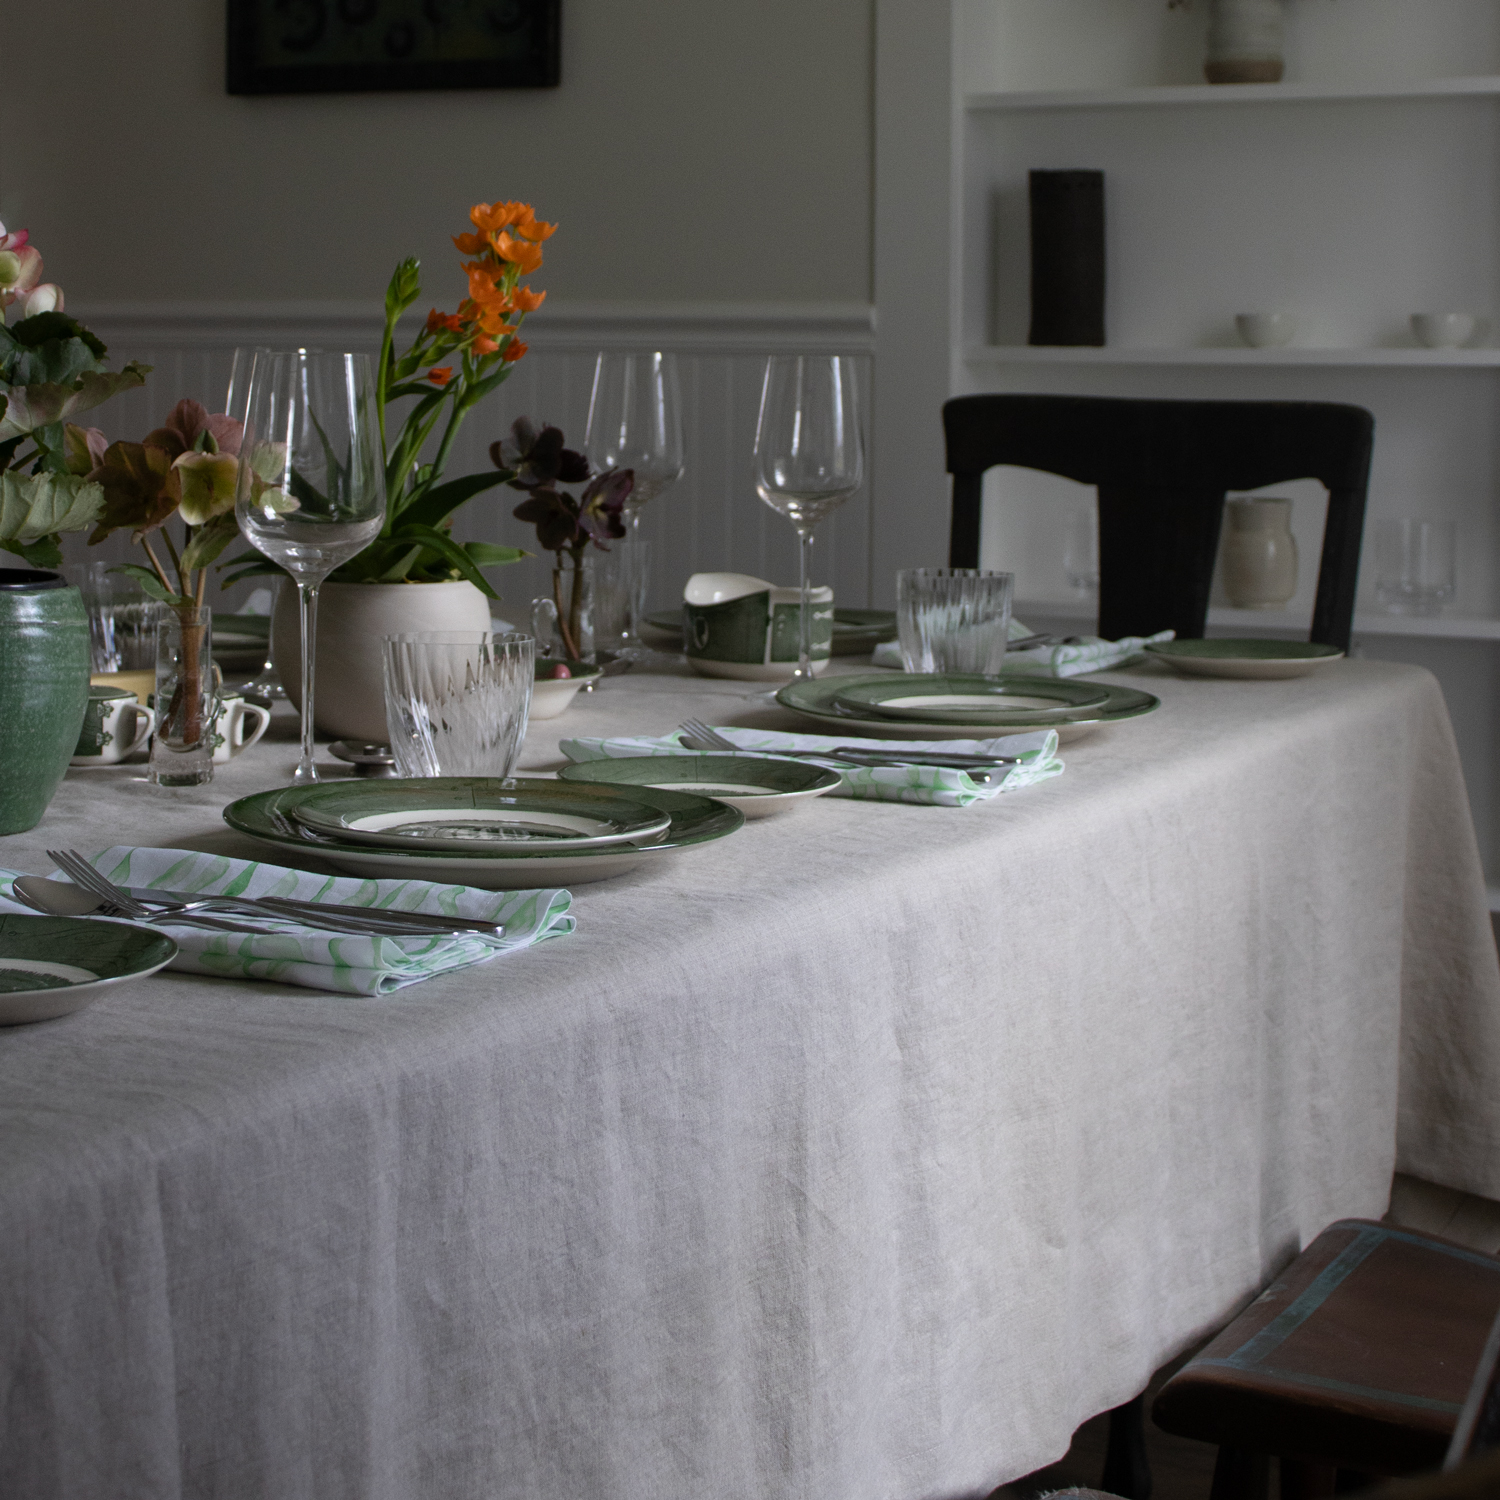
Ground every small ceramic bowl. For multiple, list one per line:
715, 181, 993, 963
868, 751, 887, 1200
531, 659, 604, 719
558, 753, 841, 819
1411, 313, 1478, 350
1235, 312, 1298, 349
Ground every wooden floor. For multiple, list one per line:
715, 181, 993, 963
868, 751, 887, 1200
988, 1174, 1500, 1500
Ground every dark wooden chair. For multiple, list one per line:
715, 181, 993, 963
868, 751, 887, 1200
1150, 1219, 1500, 1500
941, 394, 1375, 652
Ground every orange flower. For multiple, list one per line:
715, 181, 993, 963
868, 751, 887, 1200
427, 367, 455, 386
494, 231, 544, 275
464, 264, 514, 309
471, 334, 500, 355
512, 286, 547, 313
511, 206, 558, 242
452, 231, 487, 256
425, 308, 465, 335
470, 200, 530, 235
501, 340, 528, 364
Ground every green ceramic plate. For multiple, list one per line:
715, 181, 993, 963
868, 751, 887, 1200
775, 673, 1160, 739
1144, 638, 1344, 680
643, 607, 898, 655
832, 673, 1110, 725
224, 779, 744, 888
288, 780, 672, 852
558, 753, 841, 819
0, 913, 177, 1025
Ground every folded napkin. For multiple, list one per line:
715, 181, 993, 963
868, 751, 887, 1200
0, 847, 575, 996
872, 626, 1173, 677
560, 728, 1062, 808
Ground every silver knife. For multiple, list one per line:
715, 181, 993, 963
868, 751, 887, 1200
120, 885, 504, 938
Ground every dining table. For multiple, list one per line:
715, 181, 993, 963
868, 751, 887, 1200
2, 651, 1498, 1500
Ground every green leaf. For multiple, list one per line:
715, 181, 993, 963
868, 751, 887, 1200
112, 563, 191, 607
399, 470, 509, 532
461, 541, 529, 567
179, 513, 240, 572
395, 522, 499, 598
0, 469, 104, 543
385, 257, 422, 323
1, 534, 63, 567
0, 363, 151, 440
8, 312, 107, 359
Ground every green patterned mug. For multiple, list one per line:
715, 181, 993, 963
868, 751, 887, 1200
71, 685, 155, 766
682, 572, 833, 682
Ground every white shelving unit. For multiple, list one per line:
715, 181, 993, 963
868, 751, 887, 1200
871, 0, 1500, 885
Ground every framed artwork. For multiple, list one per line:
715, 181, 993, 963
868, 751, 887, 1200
226, 0, 561, 95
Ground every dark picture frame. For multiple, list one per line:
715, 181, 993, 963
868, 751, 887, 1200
226, 0, 561, 96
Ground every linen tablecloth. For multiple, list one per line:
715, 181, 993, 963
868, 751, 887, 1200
1, 656, 1497, 1500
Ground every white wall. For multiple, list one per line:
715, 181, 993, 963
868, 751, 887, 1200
10, 0, 874, 307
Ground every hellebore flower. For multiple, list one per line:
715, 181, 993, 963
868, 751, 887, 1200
174, 450, 241, 525
578, 468, 632, 543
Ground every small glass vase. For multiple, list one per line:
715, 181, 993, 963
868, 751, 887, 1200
531, 556, 595, 663
149, 606, 219, 788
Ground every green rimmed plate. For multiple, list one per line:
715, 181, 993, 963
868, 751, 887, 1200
224, 778, 744, 888
288, 780, 672, 852
0, 913, 177, 1025
1144, 638, 1344, 680
831, 674, 1110, 725
775, 673, 1160, 739
558, 754, 841, 820
643, 607, 898, 656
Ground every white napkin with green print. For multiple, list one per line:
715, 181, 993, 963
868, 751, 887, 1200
559, 728, 1062, 808
0, 847, 575, 996
871, 624, 1174, 677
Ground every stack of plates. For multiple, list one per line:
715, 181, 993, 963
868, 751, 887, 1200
644, 608, 898, 656
775, 673, 1159, 739
223, 778, 743, 888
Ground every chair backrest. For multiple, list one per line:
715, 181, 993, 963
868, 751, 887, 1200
942, 394, 1375, 651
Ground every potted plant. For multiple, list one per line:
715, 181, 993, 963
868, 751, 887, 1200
0, 223, 149, 832
224, 198, 550, 741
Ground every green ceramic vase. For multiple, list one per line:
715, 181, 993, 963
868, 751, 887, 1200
0, 569, 91, 835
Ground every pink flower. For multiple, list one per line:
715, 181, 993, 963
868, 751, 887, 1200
21, 283, 63, 316
0, 221, 31, 254
0, 244, 43, 308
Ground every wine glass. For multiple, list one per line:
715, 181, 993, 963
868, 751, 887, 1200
225, 346, 287, 701
234, 349, 386, 784
584, 352, 683, 656
753, 355, 864, 681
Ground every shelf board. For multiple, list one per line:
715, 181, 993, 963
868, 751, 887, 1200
967, 345, 1500, 368
1013, 597, 1500, 641
966, 76, 1500, 112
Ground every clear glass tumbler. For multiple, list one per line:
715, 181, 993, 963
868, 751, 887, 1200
149, 606, 219, 787
1375, 519, 1457, 616
896, 568, 1015, 675
69, 563, 160, 673
382, 631, 534, 778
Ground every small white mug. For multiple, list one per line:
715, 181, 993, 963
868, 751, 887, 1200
72, 686, 155, 766
211, 692, 272, 764
1411, 313, 1477, 350
1235, 312, 1298, 349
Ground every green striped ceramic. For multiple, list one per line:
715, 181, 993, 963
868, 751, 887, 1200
832, 673, 1110, 725
1144, 638, 1344, 679
558, 753, 841, 819
0, 913, 177, 1024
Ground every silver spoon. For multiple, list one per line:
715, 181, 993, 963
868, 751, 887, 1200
13, 875, 281, 935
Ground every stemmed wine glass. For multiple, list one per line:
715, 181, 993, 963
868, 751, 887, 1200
234, 349, 386, 783
225, 346, 286, 700
584, 352, 684, 656
753, 354, 865, 681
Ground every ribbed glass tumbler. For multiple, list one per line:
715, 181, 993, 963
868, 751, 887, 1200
896, 569, 1015, 675
382, 631, 534, 778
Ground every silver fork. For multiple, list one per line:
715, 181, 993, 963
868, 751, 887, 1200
677, 718, 1018, 772
49, 851, 502, 940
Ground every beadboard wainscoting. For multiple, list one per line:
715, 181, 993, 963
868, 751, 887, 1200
62, 301, 877, 626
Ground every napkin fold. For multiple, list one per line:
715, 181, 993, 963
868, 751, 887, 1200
0, 847, 575, 996
871, 625, 1175, 678
559, 728, 1062, 808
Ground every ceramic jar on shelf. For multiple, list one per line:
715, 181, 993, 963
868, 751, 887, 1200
1222, 496, 1298, 610
1205, 0, 1285, 85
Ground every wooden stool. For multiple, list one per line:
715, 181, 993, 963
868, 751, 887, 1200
1151, 1220, 1500, 1500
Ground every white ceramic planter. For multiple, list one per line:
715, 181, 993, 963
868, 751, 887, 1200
1222, 497, 1298, 609
1205, 0, 1285, 84
272, 579, 492, 743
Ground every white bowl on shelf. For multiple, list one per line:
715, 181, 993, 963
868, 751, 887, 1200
1411, 313, 1478, 350
1235, 313, 1298, 349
